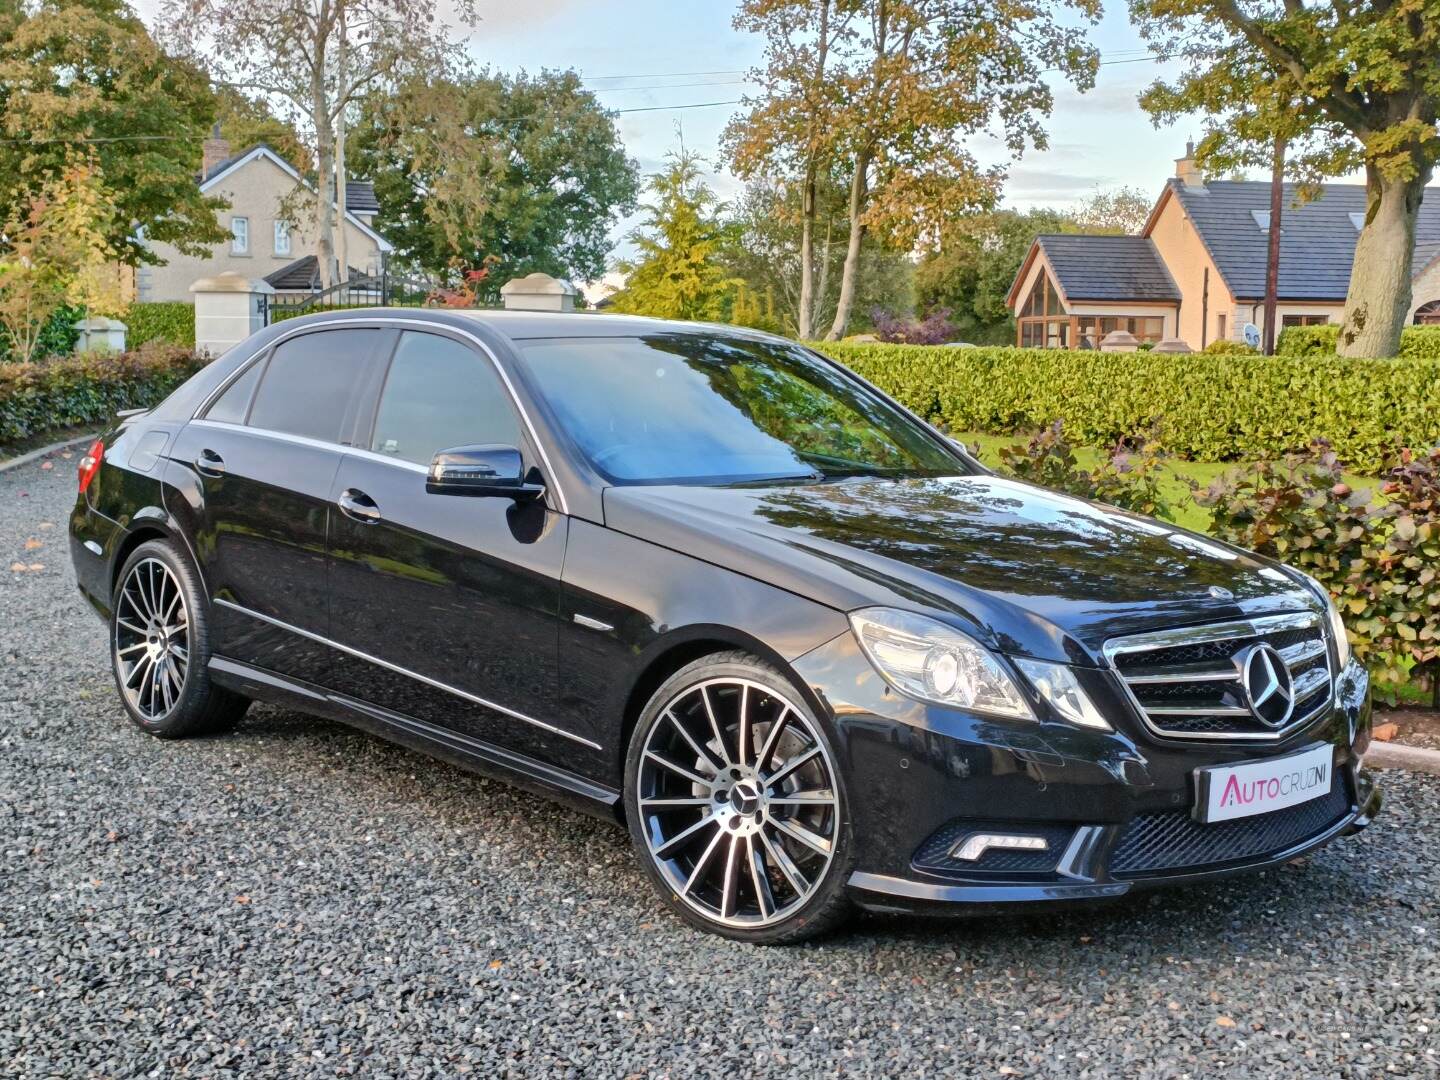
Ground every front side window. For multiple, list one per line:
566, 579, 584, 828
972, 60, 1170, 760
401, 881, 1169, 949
518, 334, 966, 486
273, 220, 291, 256
371, 332, 521, 466
230, 216, 249, 255
247, 329, 375, 443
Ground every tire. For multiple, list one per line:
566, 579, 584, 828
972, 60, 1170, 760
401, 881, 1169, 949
109, 539, 249, 739
624, 651, 853, 944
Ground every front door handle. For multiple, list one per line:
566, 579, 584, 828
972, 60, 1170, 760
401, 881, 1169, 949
337, 488, 381, 524
196, 448, 226, 477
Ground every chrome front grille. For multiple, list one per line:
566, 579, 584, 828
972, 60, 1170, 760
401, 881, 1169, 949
1104, 612, 1334, 741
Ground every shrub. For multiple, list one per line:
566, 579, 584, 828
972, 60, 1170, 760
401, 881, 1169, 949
1198, 441, 1440, 702
1202, 339, 1257, 355
814, 341, 1440, 474
996, 421, 1182, 520
126, 301, 195, 348
869, 307, 961, 345
0, 343, 205, 445
1276, 322, 1440, 358
0, 302, 82, 363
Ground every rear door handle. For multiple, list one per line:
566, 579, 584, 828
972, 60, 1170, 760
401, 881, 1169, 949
337, 488, 381, 524
196, 448, 226, 477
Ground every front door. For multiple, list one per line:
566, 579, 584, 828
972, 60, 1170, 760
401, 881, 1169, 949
323, 329, 579, 763
168, 326, 387, 684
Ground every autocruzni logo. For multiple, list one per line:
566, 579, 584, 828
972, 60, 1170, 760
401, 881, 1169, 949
1219, 760, 1330, 809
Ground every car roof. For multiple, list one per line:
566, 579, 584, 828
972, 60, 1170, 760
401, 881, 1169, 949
285, 307, 783, 344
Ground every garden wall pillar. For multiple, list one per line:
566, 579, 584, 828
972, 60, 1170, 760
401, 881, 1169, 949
74, 316, 127, 353
190, 272, 273, 357
500, 272, 578, 312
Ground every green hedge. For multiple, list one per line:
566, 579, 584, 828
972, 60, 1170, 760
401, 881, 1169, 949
125, 302, 196, 348
814, 342, 1440, 474
0, 344, 206, 445
1277, 322, 1440, 358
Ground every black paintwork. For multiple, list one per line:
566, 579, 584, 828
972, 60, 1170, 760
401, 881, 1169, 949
69, 308, 1379, 908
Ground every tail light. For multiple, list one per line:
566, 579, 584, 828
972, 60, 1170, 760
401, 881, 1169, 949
78, 440, 104, 493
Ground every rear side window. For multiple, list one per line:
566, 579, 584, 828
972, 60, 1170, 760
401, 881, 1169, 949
370, 331, 521, 465
247, 329, 375, 443
204, 360, 263, 424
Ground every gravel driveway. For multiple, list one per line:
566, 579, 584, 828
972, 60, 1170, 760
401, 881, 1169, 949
2, 449, 1437, 1079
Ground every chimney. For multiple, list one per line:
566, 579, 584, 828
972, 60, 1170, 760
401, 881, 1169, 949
201, 123, 230, 180
1175, 139, 1204, 189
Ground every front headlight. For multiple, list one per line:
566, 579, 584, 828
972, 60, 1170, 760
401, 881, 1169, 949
1013, 658, 1113, 731
849, 607, 1034, 720
1288, 568, 1352, 668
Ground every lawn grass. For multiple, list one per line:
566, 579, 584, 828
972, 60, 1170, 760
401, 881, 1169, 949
955, 431, 1381, 535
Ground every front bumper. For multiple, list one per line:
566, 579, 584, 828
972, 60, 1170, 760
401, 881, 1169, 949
792, 634, 1379, 915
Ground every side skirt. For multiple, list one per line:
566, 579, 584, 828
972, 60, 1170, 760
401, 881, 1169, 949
209, 656, 622, 822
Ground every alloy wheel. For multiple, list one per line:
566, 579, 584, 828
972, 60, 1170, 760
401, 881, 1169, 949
636, 677, 840, 929
114, 558, 190, 721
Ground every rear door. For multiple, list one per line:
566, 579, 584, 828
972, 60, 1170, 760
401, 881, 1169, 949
169, 326, 388, 684
324, 329, 582, 763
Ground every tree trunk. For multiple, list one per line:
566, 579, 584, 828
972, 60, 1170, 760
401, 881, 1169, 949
825, 147, 870, 341
1262, 134, 1285, 355
1339, 164, 1430, 358
334, 5, 349, 283
311, 63, 336, 290
797, 164, 816, 339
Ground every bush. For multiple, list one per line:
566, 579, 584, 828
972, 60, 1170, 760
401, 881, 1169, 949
0, 303, 82, 363
126, 302, 195, 348
995, 420, 1182, 520
1277, 322, 1440, 358
0, 343, 205, 445
1202, 339, 1257, 355
869, 307, 961, 345
814, 341, 1440, 474
1199, 442, 1440, 701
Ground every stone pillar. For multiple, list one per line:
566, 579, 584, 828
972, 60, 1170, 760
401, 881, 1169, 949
190, 272, 273, 357
74, 316, 127, 353
500, 272, 579, 313
1150, 338, 1193, 354
1099, 329, 1141, 353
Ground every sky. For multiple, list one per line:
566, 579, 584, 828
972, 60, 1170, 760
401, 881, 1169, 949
134, 0, 1201, 298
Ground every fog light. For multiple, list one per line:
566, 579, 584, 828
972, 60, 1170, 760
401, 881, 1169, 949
950, 833, 1050, 862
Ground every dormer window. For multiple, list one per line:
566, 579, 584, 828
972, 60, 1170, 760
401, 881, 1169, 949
1250, 209, 1273, 233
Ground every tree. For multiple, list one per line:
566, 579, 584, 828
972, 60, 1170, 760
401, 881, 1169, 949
1074, 185, 1154, 235
606, 151, 740, 321
725, 0, 858, 338
729, 0, 1100, 341
915, 208, 1079, 343
0, 0, 227, 266
349, 69, 639, 299
214, 86, 313, 174
160, 0, 475, 289
722, 173, 914, 336
1131, 0, 1440, 358
0, 160, 123, 364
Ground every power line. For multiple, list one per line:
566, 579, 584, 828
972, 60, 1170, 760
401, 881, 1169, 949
583, 68, 746, 82
591, 78, 752, 93
615, 100, 744, 114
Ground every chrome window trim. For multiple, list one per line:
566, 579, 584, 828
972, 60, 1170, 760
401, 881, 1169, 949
189, 417, 430, 474
1103, 611, 1334, 743
212, 597, 601, 750
189, 317, 571, 515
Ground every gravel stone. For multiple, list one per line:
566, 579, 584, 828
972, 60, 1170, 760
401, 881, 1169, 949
2, 451, 1437, 1078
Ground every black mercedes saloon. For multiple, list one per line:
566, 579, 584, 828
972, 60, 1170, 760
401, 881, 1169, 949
69, 309, 1380, 943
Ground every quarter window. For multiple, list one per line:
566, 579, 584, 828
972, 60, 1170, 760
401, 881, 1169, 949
230, 216, 249, 255
205, 360, 264, 424
370, 332, 521, 466
247, 329, 376, 443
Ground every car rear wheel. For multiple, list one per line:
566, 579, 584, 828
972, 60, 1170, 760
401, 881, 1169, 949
110, 540, 248, 738
625, 652, 853, 943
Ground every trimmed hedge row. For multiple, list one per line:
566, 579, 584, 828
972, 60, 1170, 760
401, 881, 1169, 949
125, 302, 196, 348
815, 342, 1440, 474
0, 344, 206, 446
1277, 322, 1440, 358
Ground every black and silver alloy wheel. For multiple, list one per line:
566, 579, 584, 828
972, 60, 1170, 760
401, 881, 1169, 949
109, 539, 248, 738
628, 656, 851, 941
114, 557, 189, 720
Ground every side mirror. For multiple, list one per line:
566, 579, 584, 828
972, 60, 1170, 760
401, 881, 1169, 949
426, 445, 544, 501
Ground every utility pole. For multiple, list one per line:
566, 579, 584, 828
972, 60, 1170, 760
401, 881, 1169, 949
1262, 132, 1286, 355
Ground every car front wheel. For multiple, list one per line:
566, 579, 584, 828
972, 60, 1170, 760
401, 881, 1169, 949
625, 652, 853, 943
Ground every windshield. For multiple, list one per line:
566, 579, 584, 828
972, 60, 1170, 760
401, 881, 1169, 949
517, 333, 971, 486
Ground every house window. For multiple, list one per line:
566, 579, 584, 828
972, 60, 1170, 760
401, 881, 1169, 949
1016, 270, 1069, 349
1281, 314, 1330, 327
274, 220, 291, 256
1076, 316, 1166, 349
230, 216, 249, 255
1216, 313, 1228, 341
